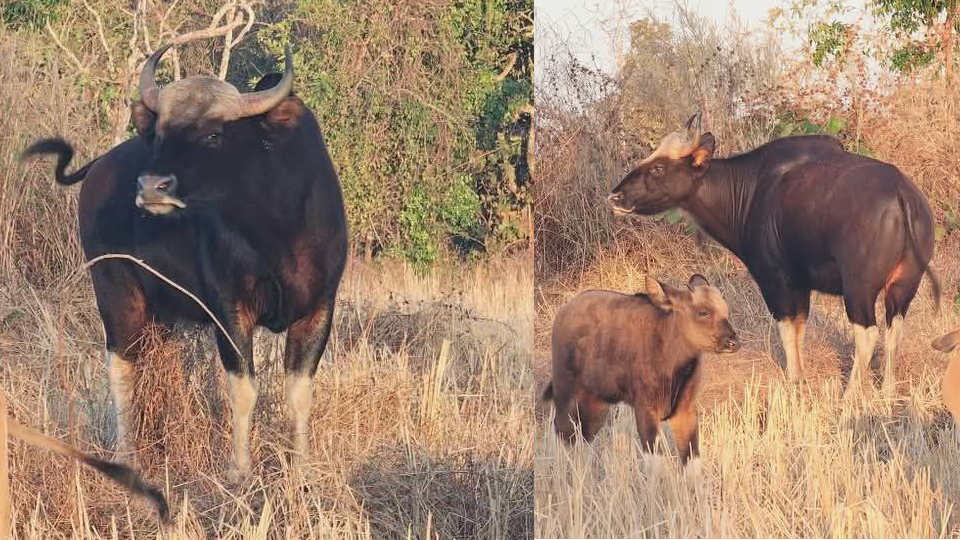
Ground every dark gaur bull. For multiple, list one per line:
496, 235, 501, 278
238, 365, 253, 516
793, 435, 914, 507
609, 115, 939, 397
543, 275, 740, 463
23, 45, 348, 480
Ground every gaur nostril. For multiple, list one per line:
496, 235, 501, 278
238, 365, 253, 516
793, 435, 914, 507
156, 176, 177, 193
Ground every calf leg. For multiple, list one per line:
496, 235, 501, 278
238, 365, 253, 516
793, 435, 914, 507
283, 296, 336, 466
573, 390, 610, 442
668, 411, 698, 464
632, 404, 660, 454
668, 364, 702, 464
551, 394, 576, 442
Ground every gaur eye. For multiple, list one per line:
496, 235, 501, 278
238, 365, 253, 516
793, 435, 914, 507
650, 164, 665, 176
697, 309, 710, 318
205, 132, 222, 145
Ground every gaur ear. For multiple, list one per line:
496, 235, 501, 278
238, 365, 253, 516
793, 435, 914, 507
253, 72, 283, 92
645, 276, 674, 311
690, 132, 715, 168
131, 100, 157, 140
688, 274, 710, 290
265, 96, 305, 131
933, 329, 960, 353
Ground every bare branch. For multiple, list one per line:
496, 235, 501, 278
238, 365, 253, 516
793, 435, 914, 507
158, 0, 183, 79
80, 0, 114, 67
497, 52, 518, 81
44, 22, 85, 73
168, 17, 247, 46
218, 6, 238, 80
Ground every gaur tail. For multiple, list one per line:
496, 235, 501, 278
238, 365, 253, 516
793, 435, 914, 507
542, 382, 554, 401
21, 137, 95, 186
897, 188, 941, 313
8, 418, 170, 523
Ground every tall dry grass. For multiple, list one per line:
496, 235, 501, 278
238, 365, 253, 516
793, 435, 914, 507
537, 371, 960, 538
534, 228, 960, 538
0, 258, 534, 539
534, 5, 960, 537
0, 22, 534, 540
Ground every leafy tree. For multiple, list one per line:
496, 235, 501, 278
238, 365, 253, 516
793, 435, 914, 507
873, 0, 958, 79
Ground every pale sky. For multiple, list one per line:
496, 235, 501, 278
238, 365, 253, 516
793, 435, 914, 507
535, 0, 868, 81
536, 0, 786, 76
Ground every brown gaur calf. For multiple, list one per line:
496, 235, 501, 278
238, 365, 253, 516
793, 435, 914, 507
931, 329, 960, 427
542, 274, 741, 463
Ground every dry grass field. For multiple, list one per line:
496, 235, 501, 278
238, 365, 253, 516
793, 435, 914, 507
0, 23, 534, 539
0, 257, 534, 539
534, 227, 960, 538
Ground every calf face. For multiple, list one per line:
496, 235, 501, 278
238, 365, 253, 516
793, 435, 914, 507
646, 274, 740, 354
545, 274, 739, 463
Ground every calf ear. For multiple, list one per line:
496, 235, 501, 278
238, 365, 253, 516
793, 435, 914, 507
690, 132, 715, 168
688, 274, 710, 290
131, 101, 157, 140
933, 329, 960, 353
645, 276, 674, 311
265, 96, 306, 131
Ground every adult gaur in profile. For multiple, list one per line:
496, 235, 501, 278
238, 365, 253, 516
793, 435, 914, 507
608, 115, 939, 397
23, 45, 348, 480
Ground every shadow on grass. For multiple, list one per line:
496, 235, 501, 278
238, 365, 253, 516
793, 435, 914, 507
348, 445, 533, 539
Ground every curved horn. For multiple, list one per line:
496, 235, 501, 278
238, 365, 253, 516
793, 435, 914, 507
236, 45, 294, 118
683, 111, 702, 147
138, 43, 173, 112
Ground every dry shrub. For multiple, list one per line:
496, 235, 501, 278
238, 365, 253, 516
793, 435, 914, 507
131, 325, 223, 478
862, 82, 960, 219
350, 447, 532, 539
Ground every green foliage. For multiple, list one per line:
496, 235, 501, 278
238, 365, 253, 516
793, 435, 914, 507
255, 0, 531, 266
873, 0, 955, 34
1, 0, 66, 30
395, 177, 482, 270
775, 114, 878, 155
889, 42, 938, 71
776, 114, 846, 137
873, 0, 959, 73
4, 0, 531, 268
809, 21, 852, 66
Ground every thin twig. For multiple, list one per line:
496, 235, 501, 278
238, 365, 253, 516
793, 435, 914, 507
44, 22, 84, 72
80, 0, 114, 67
78, 254, 245, 363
